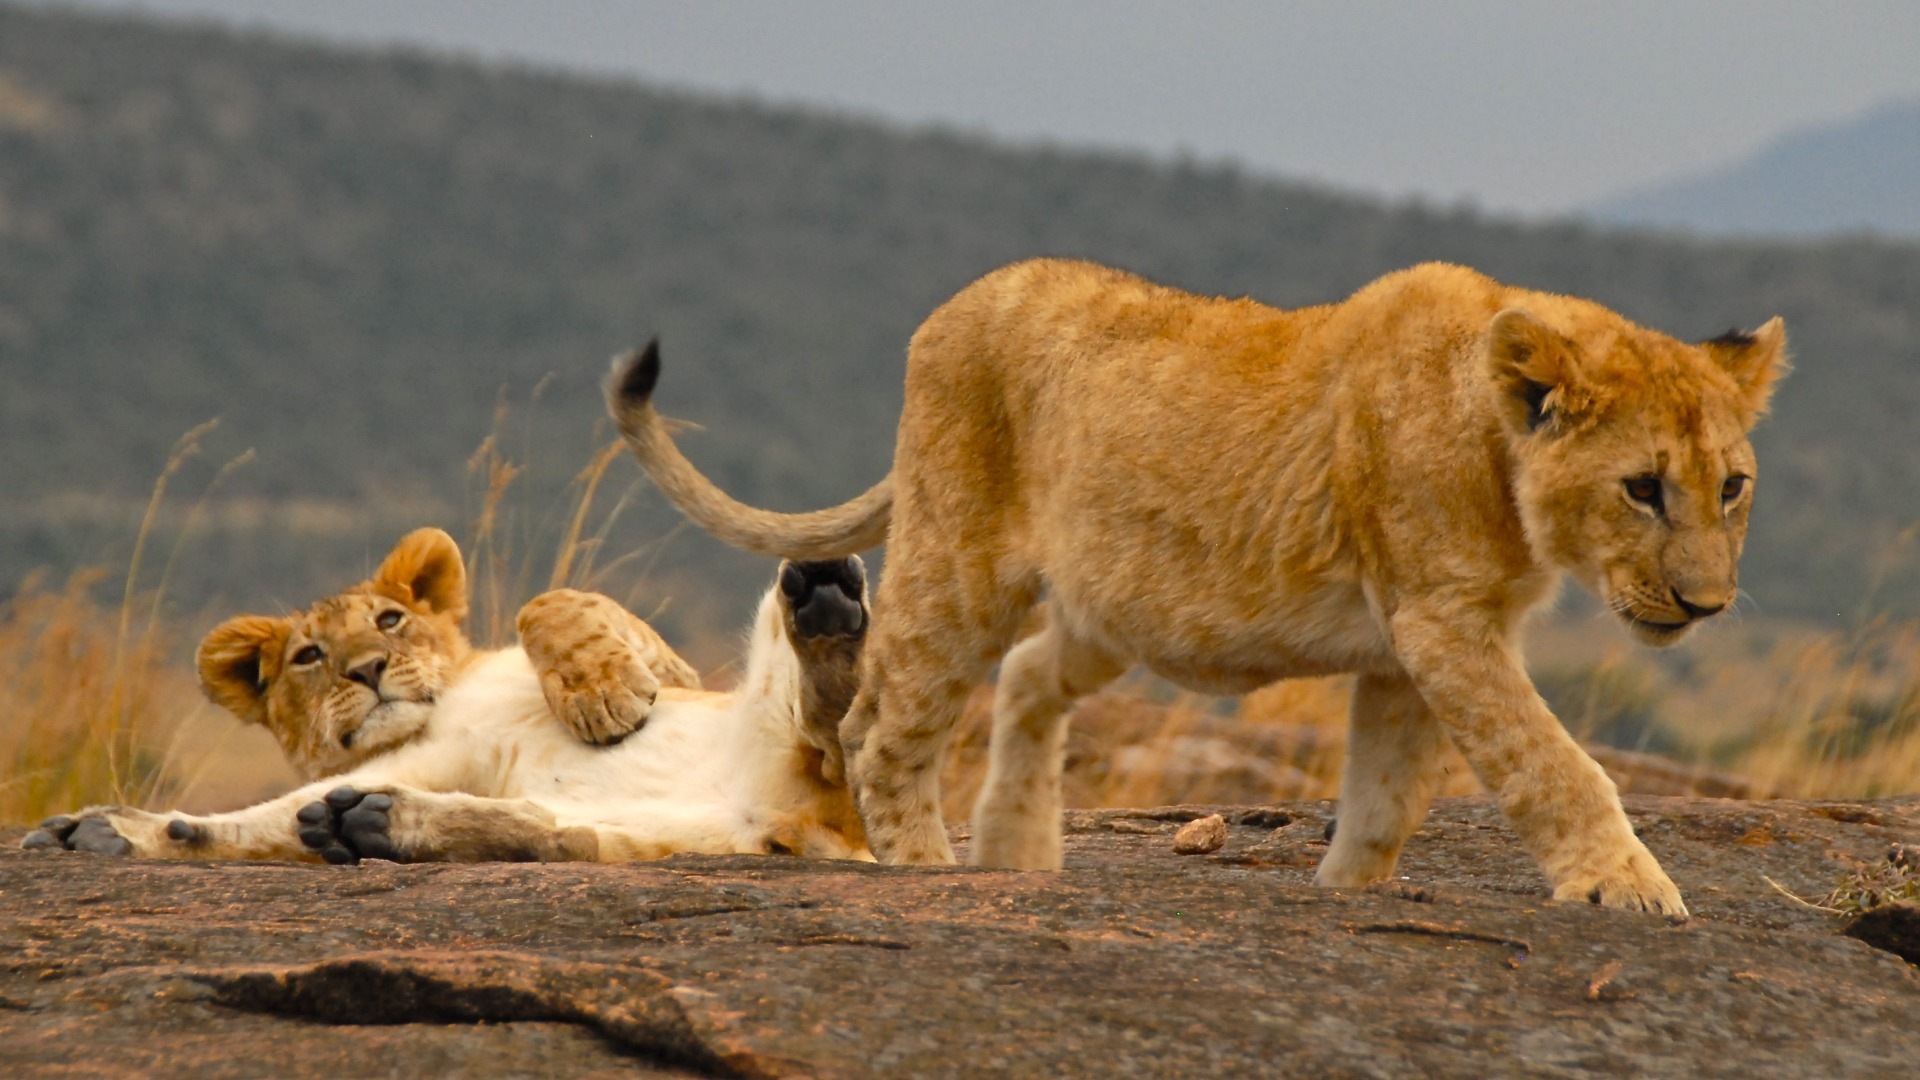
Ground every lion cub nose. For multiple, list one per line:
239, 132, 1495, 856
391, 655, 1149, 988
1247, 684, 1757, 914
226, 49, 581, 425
1671, 589, 1728, 620
344, 655, 388, 691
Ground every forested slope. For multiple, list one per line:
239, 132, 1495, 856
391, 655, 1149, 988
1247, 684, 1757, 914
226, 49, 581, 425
2, 5, 1917, 634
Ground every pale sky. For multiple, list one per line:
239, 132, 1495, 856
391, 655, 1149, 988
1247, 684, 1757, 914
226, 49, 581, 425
35, 0, 1920, 217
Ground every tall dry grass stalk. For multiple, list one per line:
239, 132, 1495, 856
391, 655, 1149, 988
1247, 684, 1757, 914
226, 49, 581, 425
0, 411, 651, 825
463, 419, 652, 648
1719, 618, 1920, 798
0, 421, 250, 825
0, 571, 215, 825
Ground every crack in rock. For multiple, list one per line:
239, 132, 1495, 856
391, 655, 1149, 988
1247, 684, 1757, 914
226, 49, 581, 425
186, 950, 791, 1079
1845, 902, 1920, 964
1346, 919, 1533, 963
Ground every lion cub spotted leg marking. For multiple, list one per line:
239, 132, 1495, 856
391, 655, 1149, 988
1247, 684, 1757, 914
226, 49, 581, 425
838, 521, 1042, 866
517, 588, 702, 746
970, 612, 1125, 869
1316, 671, 1454, 887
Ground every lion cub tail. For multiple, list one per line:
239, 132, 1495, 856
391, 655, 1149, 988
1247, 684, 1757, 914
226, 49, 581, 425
605, 341, 894, 561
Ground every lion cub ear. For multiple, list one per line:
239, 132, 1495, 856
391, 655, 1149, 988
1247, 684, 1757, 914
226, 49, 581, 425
197, 615, 290, 726
1701, 317, 1788, 419
1486, 308, 1582, 435
370, 527, 470, 621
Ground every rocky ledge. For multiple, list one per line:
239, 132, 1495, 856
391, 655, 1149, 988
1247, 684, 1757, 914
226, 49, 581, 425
1, 795, 1915, 1078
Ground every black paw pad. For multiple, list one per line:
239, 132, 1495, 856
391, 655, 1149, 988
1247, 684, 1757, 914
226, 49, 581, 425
782, 557, 868, 639
66, 817, 133, 856
21, 816, 75, 851
165, 819, 208, 846
297, 787, 400, 865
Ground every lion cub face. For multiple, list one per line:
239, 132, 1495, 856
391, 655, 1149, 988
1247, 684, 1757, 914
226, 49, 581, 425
197, 528, 474, 779
1488, 309, 1788, 646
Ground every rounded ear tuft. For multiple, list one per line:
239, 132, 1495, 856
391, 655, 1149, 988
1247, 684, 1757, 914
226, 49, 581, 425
197, 615, 290, 725
1703, 316, 1789, 417
1486, 309, 1578, 434
372, 528, 469, 621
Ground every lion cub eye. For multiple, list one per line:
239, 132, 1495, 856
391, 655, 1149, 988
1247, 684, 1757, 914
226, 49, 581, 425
1623, 475, 1664, 512
291, 644, 325, 666
1720, 475, 1749, 503
375, 609, 405, 631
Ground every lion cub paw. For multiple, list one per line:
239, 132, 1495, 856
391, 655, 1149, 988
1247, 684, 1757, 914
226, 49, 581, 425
21, 812, 137, 856
297, 786, 401, 865
779, 557, 868, 641
1552, 850, 1689, 919
537, 653, 656, 747
20, 807, 187, 857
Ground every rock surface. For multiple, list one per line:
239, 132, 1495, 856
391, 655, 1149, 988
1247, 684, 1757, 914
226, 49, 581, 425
2, 795, 1916, 1078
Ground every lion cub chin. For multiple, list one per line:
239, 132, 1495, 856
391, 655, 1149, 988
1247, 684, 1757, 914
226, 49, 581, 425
23, 528, 871, 865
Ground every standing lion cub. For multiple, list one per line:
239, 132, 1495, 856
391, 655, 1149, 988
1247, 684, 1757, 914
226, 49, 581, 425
23, 528, 872, 863
608, 259, 1789, 917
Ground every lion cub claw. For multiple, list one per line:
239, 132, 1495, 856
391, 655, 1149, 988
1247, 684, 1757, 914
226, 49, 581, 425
1553, 853, 1689, 919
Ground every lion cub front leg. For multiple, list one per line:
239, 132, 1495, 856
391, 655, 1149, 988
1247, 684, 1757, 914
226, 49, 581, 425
294, 785, 600, 864
1390, 605, 1687, 917
23, 786, 338, 862
517, 588, 703, 746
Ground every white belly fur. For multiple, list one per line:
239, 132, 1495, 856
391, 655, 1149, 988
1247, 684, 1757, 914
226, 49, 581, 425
418, 648, 780, 847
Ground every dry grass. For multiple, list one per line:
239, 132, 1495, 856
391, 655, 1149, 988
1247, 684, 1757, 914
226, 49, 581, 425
7, 414, 1917, 826
940, 675, 1372, 821
1711, 619, 1920, 798
1819, 843, 1919, 916
938, 610, 1920, 820
0, 411, 655, 826
0, 570, 215, 825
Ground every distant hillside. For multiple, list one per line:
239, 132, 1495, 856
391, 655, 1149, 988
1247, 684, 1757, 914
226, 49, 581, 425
1591, 98, 1920, 237
2, 4, 1919, 639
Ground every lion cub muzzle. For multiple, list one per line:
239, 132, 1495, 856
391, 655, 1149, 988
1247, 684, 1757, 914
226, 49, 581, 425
343, 654, 390, 692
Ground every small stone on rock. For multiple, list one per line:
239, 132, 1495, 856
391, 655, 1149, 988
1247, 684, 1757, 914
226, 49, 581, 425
1173, 814, 1228, 855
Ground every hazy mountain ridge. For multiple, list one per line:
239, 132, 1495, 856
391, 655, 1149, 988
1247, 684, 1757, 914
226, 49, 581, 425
1591, 97, 1920, 237
2, 4, 1918, 632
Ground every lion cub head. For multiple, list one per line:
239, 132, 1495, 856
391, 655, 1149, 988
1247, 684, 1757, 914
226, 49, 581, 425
196, 528, 473, 779
1487, 307, 1788, 646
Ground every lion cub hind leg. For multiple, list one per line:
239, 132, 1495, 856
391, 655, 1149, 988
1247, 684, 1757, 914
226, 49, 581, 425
843, 545, 1038, 867
296, 786, 601, 864
971, 614, 1125, 869
517, 588, 702, 746
1316, 671, 1452, 887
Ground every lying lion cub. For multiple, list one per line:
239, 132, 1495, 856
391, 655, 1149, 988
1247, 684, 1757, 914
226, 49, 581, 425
608, 259, 1790, 916
23, 528, 871, 863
